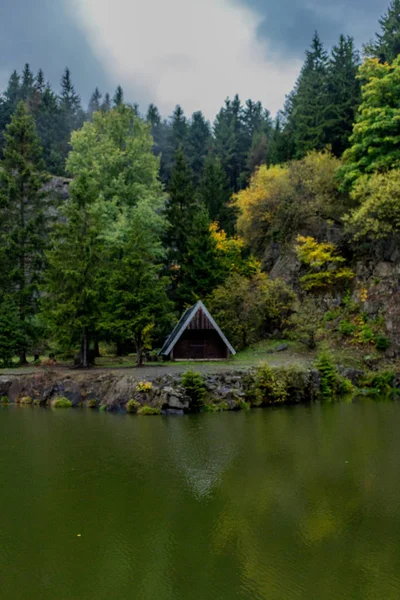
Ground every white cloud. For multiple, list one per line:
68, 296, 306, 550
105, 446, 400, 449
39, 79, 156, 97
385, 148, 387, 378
68, 0, 301, 120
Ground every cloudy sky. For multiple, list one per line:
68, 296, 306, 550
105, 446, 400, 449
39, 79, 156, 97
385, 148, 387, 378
0, 0, 384, 119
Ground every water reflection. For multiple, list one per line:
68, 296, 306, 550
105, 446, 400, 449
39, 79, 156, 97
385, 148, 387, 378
1, 403, 400, 599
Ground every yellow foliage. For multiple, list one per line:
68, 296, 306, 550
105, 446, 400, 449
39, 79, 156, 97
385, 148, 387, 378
296, 236, 355, 291
209, 222, 261, 277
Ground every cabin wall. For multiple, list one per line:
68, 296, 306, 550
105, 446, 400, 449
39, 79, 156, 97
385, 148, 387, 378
172, 330, 229, 360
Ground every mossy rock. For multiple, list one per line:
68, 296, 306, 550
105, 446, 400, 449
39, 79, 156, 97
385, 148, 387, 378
137, 405, 161, 416
52, 397, 73, 408
87, 399, 98, 409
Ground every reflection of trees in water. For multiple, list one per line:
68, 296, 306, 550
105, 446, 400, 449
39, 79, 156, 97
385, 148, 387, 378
165, 414, 243, 501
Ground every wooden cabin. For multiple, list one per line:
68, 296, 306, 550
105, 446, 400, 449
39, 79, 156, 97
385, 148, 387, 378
160, 301, 236, 361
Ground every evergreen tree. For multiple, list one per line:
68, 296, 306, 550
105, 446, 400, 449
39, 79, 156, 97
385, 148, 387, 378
35, 69, 46, 94
0, 70, 21, 146
287, 32, 329, 158
88, 87, 102, 118
325, 35, 361, 156
36, 85, 63, 174
0, 102, 47, 364
113, 85, 124, 107
170, 105, 188, 150
20, 64, 35, 103
198, 154, 234, 232
44, 174, 103, 368
365, 0, 400, 64
186, 111, 211, 183
59, 68, 84, 168
178, 206, 224, 305
213, 95, 248, 191
101, 92, 111, 112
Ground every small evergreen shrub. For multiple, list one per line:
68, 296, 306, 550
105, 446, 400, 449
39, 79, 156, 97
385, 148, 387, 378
52, 397, 73, 408
87, 399, 97, 408
203, 403, 219, 413
126, 399, 141, 414
137, 405, 161, 416
1, 396, 9, 405
181, 370, 207, 410
338, 377, 355, 396
315, 353, 339, 400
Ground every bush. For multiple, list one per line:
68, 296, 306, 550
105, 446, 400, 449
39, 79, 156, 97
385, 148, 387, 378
52, 397, 73, 408
361, 371, 395, 394
126, 399, 141, 414
338, 377, 355, 396
87, 399, 97, 408
375, 335, 391, 351
136, 381, 153, 393
1, 396, 9, 405
315, 353, 339, 400
338, 320, 357, 337
137, 405, 161, 416
181, 370, 207, 410
19, 396, 33, 405
238, 399, 251, 411
247, 363, 288, 406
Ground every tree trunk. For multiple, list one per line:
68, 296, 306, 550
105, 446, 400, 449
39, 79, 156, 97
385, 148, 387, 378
94, 339, 101, 358
82, 329, 88, 368
19, 350, 28, 366
136, 343, 144, 367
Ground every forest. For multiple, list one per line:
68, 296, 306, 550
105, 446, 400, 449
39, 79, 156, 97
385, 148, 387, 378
0, 0, 400, 367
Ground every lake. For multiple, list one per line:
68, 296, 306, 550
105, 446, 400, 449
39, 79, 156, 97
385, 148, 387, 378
1, 401, 400, 599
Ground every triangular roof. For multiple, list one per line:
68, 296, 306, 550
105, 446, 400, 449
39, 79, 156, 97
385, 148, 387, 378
159, 300, 236, 356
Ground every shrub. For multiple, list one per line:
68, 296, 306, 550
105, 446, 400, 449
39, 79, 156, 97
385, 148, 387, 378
52, 397, 73, 408
247, 363, 288, 406
137, 405, 161, 416
203, 403, 220, 413
361, 371, 395, 394
357, 324, 375, 345
338, 377, 355, 396
136, 381, 153, 393
87, 399, 97, 409
238, 399, 251, 411
315, 353, 339, 400
181, 370, 207, 410
126, 399, 141, 414
338, 320, 357, 337
375, 335, 391, 351
19, 396, 33, 405
1, 396, 9, 405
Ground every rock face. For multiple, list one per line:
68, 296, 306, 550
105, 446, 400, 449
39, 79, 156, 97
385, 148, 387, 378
0, 367, 321, 414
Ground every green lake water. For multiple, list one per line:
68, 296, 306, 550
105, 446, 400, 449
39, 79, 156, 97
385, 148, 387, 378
1, 401, 400, 599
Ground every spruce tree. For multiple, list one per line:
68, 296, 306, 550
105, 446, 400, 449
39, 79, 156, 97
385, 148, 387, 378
214, 95, 248, 191
325, 36, 361, 156
0, 102, 47, 364
58, 68, 84, 167
36, 85, 63, 174
20, 64, 35, 103
113, 86, 124, 107
0, 71, 21, 145
198, 154, 234, 233
101, 93, 111, 112
186, 111, 211, 183
88, 87, 102, 118
365, 0, 400, 64
287, 32, 329, 158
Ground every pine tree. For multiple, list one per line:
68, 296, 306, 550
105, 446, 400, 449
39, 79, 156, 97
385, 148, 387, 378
35, 69, 46, 94
287, 32, 329, 158
186, 111, 211, 183
88, 87, 102, 118
365, 0, 400, 64
113, 86, 124, 107
0, 102, 47, 364
325, 36, 361, 156
36, 86, 63, 174
170, 105, 188, 150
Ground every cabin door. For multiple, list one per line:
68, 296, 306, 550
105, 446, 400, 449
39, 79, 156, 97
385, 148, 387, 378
190, 343, 205, 359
